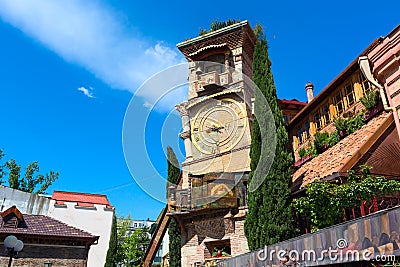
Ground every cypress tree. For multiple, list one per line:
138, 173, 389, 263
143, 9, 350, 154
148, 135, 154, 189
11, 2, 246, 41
105, 214, 118, 267
244, 25, 294, 250
167, 146, 181, 267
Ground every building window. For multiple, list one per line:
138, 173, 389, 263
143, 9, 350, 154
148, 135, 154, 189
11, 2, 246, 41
297, 127, 303, 144
283, 114, 289, 125
344, 83, 356, 107
304, 121, 310, 140
359, 73, 372, 94
334, 91, 344, 116
321, 104, 331, 125
314, 112, 322, 130
297, 121, 310, 144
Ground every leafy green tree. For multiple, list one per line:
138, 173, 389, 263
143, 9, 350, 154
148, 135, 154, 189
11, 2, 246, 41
105, 214, 118, 267
167, 146, 181, 267
116, 216, 132, 264
123, 227, 150, 266
293, 165, 400, 231
109, 216, 151, 266
199, 19, 241, 36
0, 149, 58, 194
244, 25, 294, 250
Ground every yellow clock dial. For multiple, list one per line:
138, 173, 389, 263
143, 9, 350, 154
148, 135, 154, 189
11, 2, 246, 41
191, 98, 247, 155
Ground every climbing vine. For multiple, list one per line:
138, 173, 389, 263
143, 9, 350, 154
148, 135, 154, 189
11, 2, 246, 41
292, 165, 400, 232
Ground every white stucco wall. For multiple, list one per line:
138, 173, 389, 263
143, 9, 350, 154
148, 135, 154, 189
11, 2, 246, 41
0, 186, 50, 214
161, 231, 169, 258
47, 200, 114, 267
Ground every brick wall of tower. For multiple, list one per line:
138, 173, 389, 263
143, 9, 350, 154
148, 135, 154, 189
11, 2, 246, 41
181, 209, 249, 266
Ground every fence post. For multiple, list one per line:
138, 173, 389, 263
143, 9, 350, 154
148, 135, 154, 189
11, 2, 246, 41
360, 197, 366, 217
372, 194, 378, 212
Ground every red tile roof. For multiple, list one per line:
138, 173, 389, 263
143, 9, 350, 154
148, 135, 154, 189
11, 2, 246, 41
278, 99, 307, 106
52, 191, 113, 209
0, 213, 97, 241
292, 112, 394, 190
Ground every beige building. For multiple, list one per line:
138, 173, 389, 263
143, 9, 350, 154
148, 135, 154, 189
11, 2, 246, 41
166, 21, 256, 267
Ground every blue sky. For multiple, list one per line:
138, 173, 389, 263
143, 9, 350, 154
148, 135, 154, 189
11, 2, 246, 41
0, 0, 398, 219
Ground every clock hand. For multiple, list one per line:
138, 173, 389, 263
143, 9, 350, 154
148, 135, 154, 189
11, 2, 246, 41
208, 123, 224, 133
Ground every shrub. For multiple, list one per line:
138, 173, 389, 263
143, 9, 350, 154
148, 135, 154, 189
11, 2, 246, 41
298, 147, 307, 158
292, 165, 400, 232
360, 90, 379, 110
306, 143, 318, 157
334, 115, 365, 136
334, 117, 346, 133
345, 114, 365, 134
328, 131, 340, 147
314, 132, 330, 153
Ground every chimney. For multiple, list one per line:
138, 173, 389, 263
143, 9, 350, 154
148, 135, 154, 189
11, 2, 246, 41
305, 82, 314, 103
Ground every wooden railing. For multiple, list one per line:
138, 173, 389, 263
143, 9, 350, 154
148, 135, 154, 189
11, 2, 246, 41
346, 194, 400, 220
295, 194, 400, 234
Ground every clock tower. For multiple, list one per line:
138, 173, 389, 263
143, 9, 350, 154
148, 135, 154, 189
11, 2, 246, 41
168, 21, 256, 266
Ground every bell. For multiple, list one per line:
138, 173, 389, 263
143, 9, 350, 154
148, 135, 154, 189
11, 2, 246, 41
195, 67, 203, 75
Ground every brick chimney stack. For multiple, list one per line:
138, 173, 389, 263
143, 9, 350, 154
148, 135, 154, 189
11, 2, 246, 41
305, 82, 314, 103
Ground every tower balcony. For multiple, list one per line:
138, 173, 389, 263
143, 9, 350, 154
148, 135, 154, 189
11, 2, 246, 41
164, 177, 247, 215
195, 71, 232, 93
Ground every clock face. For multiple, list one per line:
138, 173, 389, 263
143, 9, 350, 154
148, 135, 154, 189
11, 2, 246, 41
191, 98, 247, 155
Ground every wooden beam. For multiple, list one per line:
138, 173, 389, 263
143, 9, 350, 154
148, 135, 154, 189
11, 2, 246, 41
142, 206, 170, 267
173, 215, 188, 239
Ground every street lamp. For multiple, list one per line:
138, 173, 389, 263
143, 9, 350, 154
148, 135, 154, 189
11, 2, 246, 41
44, 260, 53, 267
4, 235, 24, 267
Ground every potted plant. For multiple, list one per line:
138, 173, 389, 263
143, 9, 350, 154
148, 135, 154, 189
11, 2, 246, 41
345, 114, 365, 135
360, 90, 383, 121
328, 131, 340, 147
334, 117, 347, 138
294, 144, 315, 167
314, 132, 330, 153
298, 147, 307, 158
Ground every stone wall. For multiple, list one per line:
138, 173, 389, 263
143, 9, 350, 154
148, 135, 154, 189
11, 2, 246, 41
181, 209, 249, 266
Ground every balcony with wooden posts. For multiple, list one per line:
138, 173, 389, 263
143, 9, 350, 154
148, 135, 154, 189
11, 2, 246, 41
167, 174, 247, 216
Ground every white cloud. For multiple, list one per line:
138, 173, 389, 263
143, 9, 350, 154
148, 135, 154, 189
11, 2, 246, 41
0, 0, 185, 110
77, 86, 95, 98
143, 101, 152, 109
